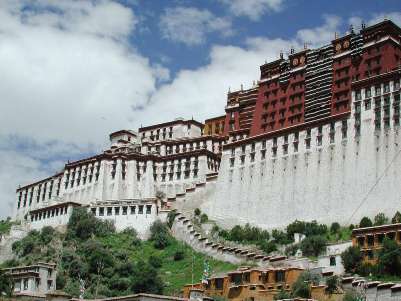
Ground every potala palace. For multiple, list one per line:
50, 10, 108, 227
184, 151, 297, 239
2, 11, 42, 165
11, 19, 401, 238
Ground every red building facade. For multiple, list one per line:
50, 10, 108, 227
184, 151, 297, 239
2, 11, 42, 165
218, 20, 401, 140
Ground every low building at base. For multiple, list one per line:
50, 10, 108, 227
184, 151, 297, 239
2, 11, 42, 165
2, 262, 57, 298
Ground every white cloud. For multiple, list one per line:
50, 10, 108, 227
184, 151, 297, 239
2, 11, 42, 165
296, 15, 342, 48
0, 0, 159, 218
159, 7, 233, 46
219, 0, 284, 21
349, 12, 401, 29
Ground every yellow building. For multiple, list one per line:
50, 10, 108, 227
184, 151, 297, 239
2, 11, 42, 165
182, 266, 304, 301
203, 115, 226, 136
352, 223, 401, 263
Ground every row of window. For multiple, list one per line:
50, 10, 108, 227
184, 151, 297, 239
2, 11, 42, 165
30, 206, 69, 222
355, 81, 400, 101
91, 205, 152, 216
230, 122, 348, 166
18, 179, 61, 209
65, 163, 101, 189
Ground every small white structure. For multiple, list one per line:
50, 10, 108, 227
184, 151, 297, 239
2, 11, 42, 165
2, 262, 57, 297
88, 199, 168, 239
317, 241, 352, 275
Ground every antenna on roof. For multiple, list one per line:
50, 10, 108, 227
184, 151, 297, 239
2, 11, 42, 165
361, 20, 366, 30
290, 47, 295, 54
334, 31, 339, 39
303, 42, 308, 50
349, 24, 354, 34
280, 51, 283, 59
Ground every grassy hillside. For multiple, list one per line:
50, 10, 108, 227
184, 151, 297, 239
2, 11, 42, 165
101, 232, 236, 295
1, 209, 237, 298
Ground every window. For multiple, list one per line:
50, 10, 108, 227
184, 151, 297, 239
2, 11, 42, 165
23, 279, 29, 290
107, 207, 112, 216
122, 206, 127, 215
130, 206, 136, 214
146, 205, 152, 214
114, 207, 120, 215
355, 90, 361, 100
342, 120, 347, 139
365, 88, 371, 98
375, 86, 381, 96
384, 82, 390, 93
365, 99, 371, 110
91, 208, 96, 215
215, 278, 224, 290
330, 256, 336, 266
138, 205, 144, 214
275, 271, 285, 282
99, 207, 104, 216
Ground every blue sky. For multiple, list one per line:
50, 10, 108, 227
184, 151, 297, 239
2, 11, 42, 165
127, 0, 401, 74
0, 0, 400, 218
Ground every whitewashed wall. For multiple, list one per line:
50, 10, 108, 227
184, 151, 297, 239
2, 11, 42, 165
203, 79, 401, 230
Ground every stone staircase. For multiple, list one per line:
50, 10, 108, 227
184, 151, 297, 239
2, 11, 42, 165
166, 172, 219, 215
171, 210, 293, 266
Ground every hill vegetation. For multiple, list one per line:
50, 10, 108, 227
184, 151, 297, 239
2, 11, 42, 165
0, 208, 237, 298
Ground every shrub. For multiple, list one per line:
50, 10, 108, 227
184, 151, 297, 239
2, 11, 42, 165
374, 212, 389, 226
285, 244, 299, 256
272, 229, 292, 245
343, 289, 363, 301
173, 250, 185, 261
377, 237, 401, 275
40, 226, 56, 244
349, 224, 355, 231
341, 246, 362, 273
325, 275, 339, 294
299, 235, 327, 257
122, 227, 141, 246
148, 255, 163, 268
392, 211, 401, 224
291, 271, 320, 298
286, 220, 327, 238
274, 289, 291, 300
167, 210, 177, 229
194, 208, 201, 216
330, 222, 340, 234
130, 260, 164, 294
359, 216, 373, 228
150, 220, 171, 249
200, 213, 208, 223
67, 208, 115, 240
259, 241, 277, 254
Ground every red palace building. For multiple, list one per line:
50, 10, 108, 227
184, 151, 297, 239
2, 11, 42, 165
221, 20, 401, 141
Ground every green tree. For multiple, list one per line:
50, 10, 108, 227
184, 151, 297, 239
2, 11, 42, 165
130, 260, 164, 294
194, 208, 201, 216
392, 211, 401, 224
200, 213, 208, 223
359, 216, 373, 228
341, 246, 362, 273
150, 220, 171, 249
374, 213, 389, 226
299, 235, 327, 257
330, 222, 340, 234
0, 270, 14, 297
325, 275, 339, 295
173, 250, 185, 261
377, 237, 401, 275
274, 289, 291, 300
343, 289, 363, 301
148, 255, 163, 269
167, 210, 177, 229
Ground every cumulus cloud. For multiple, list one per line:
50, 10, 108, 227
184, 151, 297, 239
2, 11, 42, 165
296, 15, 342, 48
349, 11, 401, 30
0, 0, 158, 218
159, 6, 233, 46
219, 0, 284, 21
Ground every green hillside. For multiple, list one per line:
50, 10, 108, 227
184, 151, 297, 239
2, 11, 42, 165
0, 208, 237, 298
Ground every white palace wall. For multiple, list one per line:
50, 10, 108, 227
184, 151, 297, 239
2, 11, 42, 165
203, 80, 401, 230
